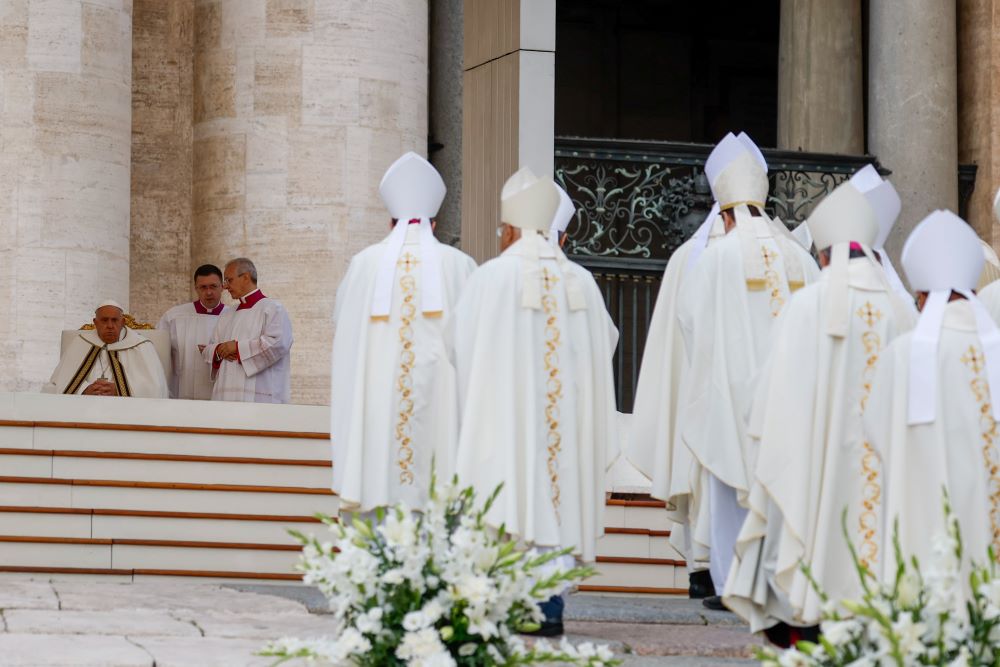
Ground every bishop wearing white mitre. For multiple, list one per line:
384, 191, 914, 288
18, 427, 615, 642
676, 132, 819, 605
449, 167, 619, 565
203, 258, 293, 403
865, 211, 1000, 588
628, 132, 785, 599
723, 177, 915, 634
330, 152, 476, 512
44, 300, 169, 398
157, 264, 230, 400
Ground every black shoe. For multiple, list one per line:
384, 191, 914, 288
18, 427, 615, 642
688, 570, 716, 599
764, 622, 821, 648
522, 620, 564, 637
701, 595, 728, 611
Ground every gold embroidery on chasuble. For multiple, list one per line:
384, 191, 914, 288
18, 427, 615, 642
394, 252, 419, 485
856, 301, 884, 568
541, 267, 564, 522
760, 246, 785, 317
962, 345, 1000, 554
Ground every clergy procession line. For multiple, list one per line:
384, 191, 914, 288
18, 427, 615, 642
328, 139, 1000, 646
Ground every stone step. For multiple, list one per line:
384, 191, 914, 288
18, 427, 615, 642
0, 448, 330, 488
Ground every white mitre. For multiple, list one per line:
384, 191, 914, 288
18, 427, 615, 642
805, 180, 878, 336
704, 132, 769, 212
549, 185, 575, 248
902, 210, 1000, 424
371, 152, 446, 319
501, 167, 560, 232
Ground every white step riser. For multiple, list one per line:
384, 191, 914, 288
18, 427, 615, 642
0, 542, 111, 569
92, 515, 325, 545
604, 504, 672, 531
111, 545, 299, 573
588, 561, 688, 591
36, 457, 331, 488
597, 534, 684, 561
0, 483, 340, 517
1, 428, 330, 461
0, 513, 92, 539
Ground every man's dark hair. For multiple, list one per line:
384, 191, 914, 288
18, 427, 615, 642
193, 264, 223, 282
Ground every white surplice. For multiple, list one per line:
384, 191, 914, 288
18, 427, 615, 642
677, 214, 820, 590
330, 225, 477, 512
203, 291, 293, 403
157, 302, 230, 400
627, 223, 722, 569
865, 300, 1000, 586
449, 233, 619, 563
43, 327, 169, 398
724, 259, 915, 630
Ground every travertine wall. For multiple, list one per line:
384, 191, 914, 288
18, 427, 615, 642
190, 0, 428, 404
130, 0, 195, 324
0, 0, 133, 391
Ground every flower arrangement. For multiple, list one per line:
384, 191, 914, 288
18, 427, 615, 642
261, 476, 618, 666
759, 493, 1000, 667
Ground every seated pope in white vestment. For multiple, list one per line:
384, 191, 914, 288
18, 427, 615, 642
449, 167, 619, 564
203, 258, 293, 403
330, 153, 476, 513
157, 264, 230, 400
865, 211, 1000, 596
723, 177, 916, 634
43, 301, 169, 398
676, 132, 820, 601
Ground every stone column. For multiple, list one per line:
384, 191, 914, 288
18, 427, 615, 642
0, 1, 133, 391
130, 0, 195, 324
869, 0, 958, 256
958, 0, 1000, 244
777, 0, 863, 153
191, 0, 428, 405
461, 0, 556, 263
429, 0, 463, 247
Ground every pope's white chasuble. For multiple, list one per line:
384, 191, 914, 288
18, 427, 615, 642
330, 225, 477, 512
865, 300, 1000, 587
723, 259, 915, 630
204, 291, 293, 403
449, 234, 619, 562
677, 214, 820, 588
43, 328, 169, 398
157, 301, 228, 400
628, 224, 722, 568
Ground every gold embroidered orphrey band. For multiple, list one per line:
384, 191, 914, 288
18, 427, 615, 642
857, 300, 884, 569
63, 345, 132, 396
541, 267, 564, 523
394, 252, 418, 486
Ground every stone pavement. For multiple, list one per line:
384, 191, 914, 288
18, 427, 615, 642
0, 580, 761, 665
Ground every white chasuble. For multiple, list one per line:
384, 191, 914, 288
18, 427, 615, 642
157, 302, 229, 400
203, 292, 293, 403
449, 234, 619, 563
723, 259, 915, 631
330, 225, 477, 512
677, 215, 820, 589
627, 223, 722, 568
43, 328, 169, 398
865, 300, 1000, 587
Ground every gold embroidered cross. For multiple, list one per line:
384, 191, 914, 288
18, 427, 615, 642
761, 246, 776, 267
398, 252, 418, 273
542, 268, 559, 291
857, 301, 883, 328
963, 345, 985, 375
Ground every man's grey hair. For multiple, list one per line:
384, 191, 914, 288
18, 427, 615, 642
226, 257, 258, 283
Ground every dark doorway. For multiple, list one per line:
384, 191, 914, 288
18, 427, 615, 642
555, 0, 781, 146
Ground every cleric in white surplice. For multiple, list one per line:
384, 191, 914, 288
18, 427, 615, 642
157, 264, 230, 400
676, 132, 820, 604
723, 176, 916, 633
448, 167, 619, 564
864, 210, 1000, 590
203, 258, 293, 403
43, 300, 169, 398
330, 152, 476, 512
